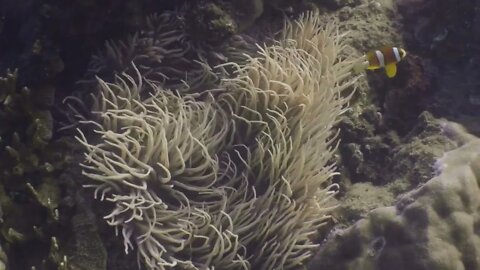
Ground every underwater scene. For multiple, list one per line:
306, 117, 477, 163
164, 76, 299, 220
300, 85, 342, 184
0, 0, 479, 269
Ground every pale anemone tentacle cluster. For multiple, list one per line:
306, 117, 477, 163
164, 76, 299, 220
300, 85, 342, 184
77, 10, 360, 270
77, 64, 250, 268
87, 12, 194, 89
215, 12, 359, 269
87, 11, 256, 93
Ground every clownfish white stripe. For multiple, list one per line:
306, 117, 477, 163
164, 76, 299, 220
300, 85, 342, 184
375, 50, 385, 67
393, 47, 401, 62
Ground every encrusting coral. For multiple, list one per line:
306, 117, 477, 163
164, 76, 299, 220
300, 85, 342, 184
77, 11, 359, 270
308, 131, 480, 270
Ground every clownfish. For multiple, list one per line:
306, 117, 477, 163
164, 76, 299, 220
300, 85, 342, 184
354, 47, 407, 78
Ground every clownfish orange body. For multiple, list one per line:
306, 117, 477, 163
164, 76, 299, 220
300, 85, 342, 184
365, 46, 407, 78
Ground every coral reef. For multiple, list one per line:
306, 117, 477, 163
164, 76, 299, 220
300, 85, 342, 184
335, 112, 457, 224
337, 105, 400, 186
380, 54, 434, 134
182, 0, 319, 44
320, 0, 416, 190
306, 1, 480, 268
308, 133, 480, 270
318, 0, 471, 232
0, 0, 161, 89
77, 11, 359, 269
0, 69, 107, 269
314, 0, 363, 10
333, 0, 401, 53
183, 0, 245, 44
1, 0, 478, 268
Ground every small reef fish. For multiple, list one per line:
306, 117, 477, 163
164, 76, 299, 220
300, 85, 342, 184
354, 47, 407, 78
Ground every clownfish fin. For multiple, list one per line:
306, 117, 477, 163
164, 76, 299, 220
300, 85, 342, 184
385, 63, 397, 78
